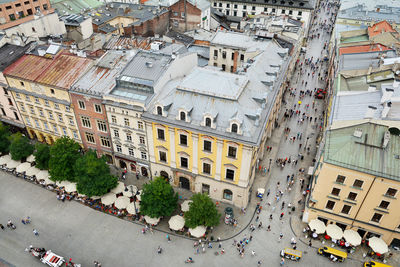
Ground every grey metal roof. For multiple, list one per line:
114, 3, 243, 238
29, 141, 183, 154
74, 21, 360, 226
71, 50, 136, 96
211, 31, 269, 51
145, 0, 210, 10
60, 14, 87, 26
120, 51, 173, 84
339, 50, 397, 71
215, 0, 313, 9
339, 4, 400, 23
0, 43, 32, 72
143, 40, 291, 145
98, 24, 118, 33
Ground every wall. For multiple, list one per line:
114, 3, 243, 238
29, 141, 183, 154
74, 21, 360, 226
0, 0, 52, 25
0, 72, 25, 128
170, 0, 201, 32
134, 11, 169, 36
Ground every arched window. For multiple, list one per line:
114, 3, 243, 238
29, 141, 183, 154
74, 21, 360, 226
180, 111, 186, 121
223, 189, 233, 200
205, 117, 211, 127
157, 106, 162, 115
231, 123, 238, 133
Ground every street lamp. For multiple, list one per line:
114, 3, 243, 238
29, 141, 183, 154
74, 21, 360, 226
268, 158, 272, 172
304, 137, 310, 150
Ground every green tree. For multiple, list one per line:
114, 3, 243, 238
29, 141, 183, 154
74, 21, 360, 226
33, 143, 50, 170
141, 177, 178, 218
9, 132, 34, 161
184, 193, 221, 228
0, 122, 11, 153
49, 136, 81, 182
75, 150, 117, 197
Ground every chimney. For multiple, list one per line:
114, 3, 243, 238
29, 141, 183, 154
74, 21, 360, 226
383, 131, 390, 148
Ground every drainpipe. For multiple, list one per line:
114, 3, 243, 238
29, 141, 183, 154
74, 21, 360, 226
184, 0, 187, 32
350, 176, 377, 228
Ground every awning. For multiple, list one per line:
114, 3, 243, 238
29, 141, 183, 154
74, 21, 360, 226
26, 154, 35, 163
16, 162, 31, 173
144, 215, 160, 225
368, 237, 389, 254
0, 154, 11, 165
168, 215, 185, 231
6, 160, 21, 169
111, 181, 125, 194
343, 229, 362, 246
114, 196, 130, 209
189, 226, 206, 238
308, 219, 326, 234
326, 224, 343, 240
25, 166, 40, 177
101, 193, 117, 206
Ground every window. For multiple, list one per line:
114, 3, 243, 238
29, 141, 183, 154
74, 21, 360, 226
180, 157, 188, 168
214, 50, 218, 57
43, 3, 48, 10
128, 148, 134, 156
35, 97, 40, 104
228, 146, 237, 158
111, 115, 117, 123
15, 93, 21, 99
3, 88, 8, 95
116, 145, 122, 152
222, 51, 226, 59
0, 108, 5, 116
24, 1, 29, 4
240, 54, 244, 61
157, 129, 165, 140
289, 10, 293, 15
325, 200, 335, 210
180, 134, 187, 146
62, 127, 67, 136
223, 189, 233, 200
114, 129, 119, 137
19, 103, 25, 112
126, 133, 132, 142
298, 11, 302, 16
81, 116, 91, 128
234, 4, 238, 8
385, 188, 397, 197
65, 106, 70, 112
213, 2, 217, 7
371, 213, 383, 223
94, 104, 102, 113
281, 9, 285, 14
347, 192, 357, 201
203, 140, 212, 152
72, 131, 78, 139
85, 132, 95, 144
137, 121, 143, 130
159, 151, 167, 162
203, 162, 211, 174
231, 52, 235, 60
30, 106, 35, 114
181, 12, 185, 18
39, 109, 44, 117
78, 100, 85, 109
157, 106, 162, 115
272, 8, 275, 12
53, 125, 58, 133
32, 27, 36, 33
48, 111, 53, 119
222, 64, 226, 71
331, 188, 340, 196
54, 103, 59, 109
219, 3, 222, 7
336, 175, 346, 184
9, 14, 15, 20
25, 95, 30, 101
100, 136, 111, 148
353, 179, 364, 189
341, 205, 351, 215
124, 118, 129, 127
180, 111, 186, 121
226, 3, 230, 7
139, 136, 145, 145
50, 89, 55, 94
25, 117, 31, 126
58, 114, 63, 123
243, 5, 247, 9
44, 99, 49, 106
34, 119, 40, 128
252, 6, 255, 10
141, 152, 147, 160
205, 117, 211, 127
231, 123, 238, 133
8, 98, 13, 106
97, 120, 107, 132
264, 7, 268, 11
69, 117, 74, 125
16, 3, 21, 7
226, 169, 235, 180
379, 200, 390, 209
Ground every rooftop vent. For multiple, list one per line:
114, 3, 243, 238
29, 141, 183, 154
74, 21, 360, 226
382, 131, 390, 148
353, 128, 363, 138
146, 62, 153, 68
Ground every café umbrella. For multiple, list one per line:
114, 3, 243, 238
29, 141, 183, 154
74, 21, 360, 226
16, 162, 31, 173
144, 215, 160, 225
343, 229, 362, 246
25, 166, 40, 177
37, 170, 53, 185
123, 185, 138, 197
368, 237, 389, 254
181, 200, 193, 212
111, 181, 125, 194
101, 193, 117, 206
189, 226, 206, 238
126, 202, 138, 215
0, 154, 11, 165
114, 196, 130, 209
326, 224, 343, 240
136, 190, 143, 201
6, 160, 21, 169
26, 154, 35, 163
168, 215, 185, 231
308, 219, 326, 234
64, 182, 77, 193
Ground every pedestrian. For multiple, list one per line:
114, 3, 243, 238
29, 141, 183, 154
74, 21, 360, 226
255, 215, 259, 222
280, 212, 284, 220
257, 260, 262, 266
167, 234, 171, 242
258, 222, 262, 229
309, 240, 312, 247
269, 214, 273, 220
136, 172, 139, 180
221, 248, 225, 254
0, 224, 4, 230
33, 229, 39, 236
251, 250, 256, 256
267, 225, 271, 231
218, 242, 222, 248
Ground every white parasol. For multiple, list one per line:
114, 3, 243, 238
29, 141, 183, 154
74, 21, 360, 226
189, 226, 207, 238
136, 190, 143, 201
168, 215, 185, 231
101, 193, 117, 206
135, 202, 140, 212
0, 154, 11, 165
6, 160, 21, 169
25, 166, 41, 177
343, 229, 362, 246
64, 182, 77, 193
111, 181, 125, 194
326, 224, 343, 240
26, 154, 35, 163
308, 219, 326, 234
126, 202, 138, 215
90, 195, 101, 200
16, 162, 31, 173
144, 215, 160, 225
368, 237, 389, 254
123, 185, 138, 197
114, 196, 130, 209
181, 200, 193, 212
37, 170, 53, 185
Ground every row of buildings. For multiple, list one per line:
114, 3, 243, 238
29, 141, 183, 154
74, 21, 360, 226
0, 12, 305, 208
304, 1, 400, 248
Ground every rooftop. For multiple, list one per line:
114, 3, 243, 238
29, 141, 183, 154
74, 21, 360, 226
50, 0, 103, 16
324, 122, 400, 181
339, 44, 391, 55
71, 50, 136, 96
144, 0, 210, 10
0, 43, 32, 72
339, 3, 400, 23
60, 14, 88, 26
215, 0, 313, 10
210, 31, 269, 52
368, 20, 397, 37
339, 50, 397, 71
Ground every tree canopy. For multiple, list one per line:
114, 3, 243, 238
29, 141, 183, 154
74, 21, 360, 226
9, 132, 34, 161
33, 143, 50, 170
0, 122, 10, 154
184, 193, 221, 228
140, 177, 178, 218
75, 150, 117, 197
49, 136, 81, 182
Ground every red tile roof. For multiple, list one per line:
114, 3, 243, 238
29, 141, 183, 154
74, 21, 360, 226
339, 44, 391, 55
368, 21, 396, 38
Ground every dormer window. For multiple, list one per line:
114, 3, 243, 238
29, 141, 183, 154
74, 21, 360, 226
205, 117, 212, 127
157, 106, 163, 115
231, 123, 238, 133
180, 111, 186, 121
